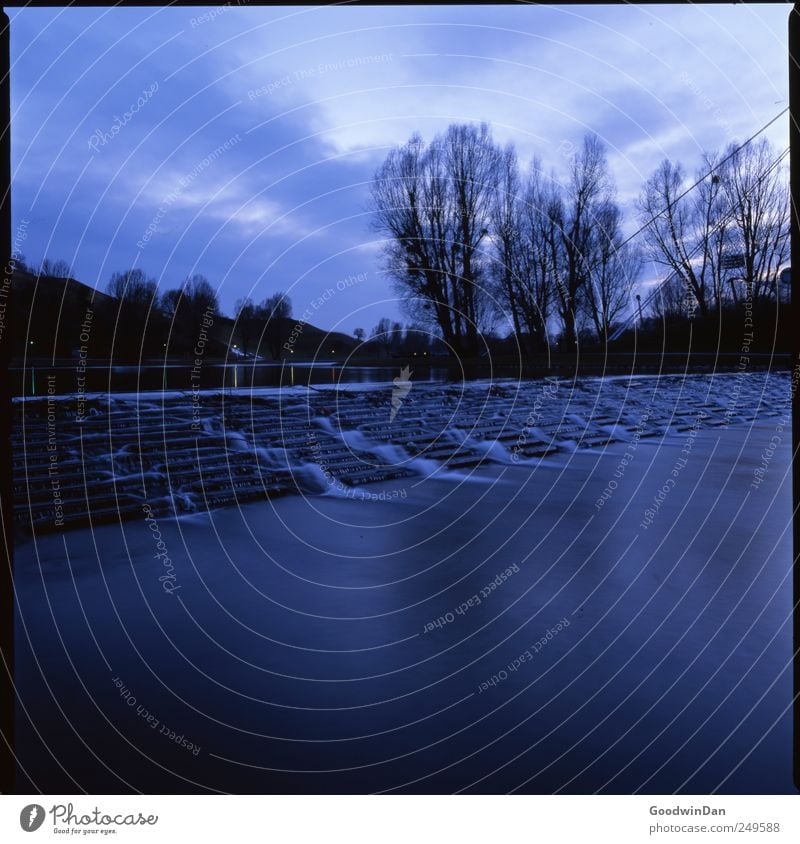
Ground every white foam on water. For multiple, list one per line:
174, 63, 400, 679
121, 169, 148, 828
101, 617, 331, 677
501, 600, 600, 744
339, 429, 375, 452
199, 417, 218, 435
405, 453, 454, 479
290, 461, 334, 495
443, 427, 470, 446
225, 431, 250, 452
254, 446, 290, 468
469, 438, 515, 464
369, 442, 411, 468
312, 415, 337, 435
170, 490, 197, 513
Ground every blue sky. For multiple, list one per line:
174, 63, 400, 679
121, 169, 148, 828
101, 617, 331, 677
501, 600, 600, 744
10, 4, 790, 336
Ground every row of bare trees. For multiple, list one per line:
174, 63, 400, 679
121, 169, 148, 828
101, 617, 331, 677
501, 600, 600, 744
371, 125, 641, 355
107, 271, 299, 360
102, 270, 221, 357
234, 293, 293, 359
16, 255, 296, 360
106, 270, 215, 341
107, 271, 294, 360
640, 138, 789, 321
371, 124, 789, 355
106, 269, 219, 321
359, 318, 441, 357
493, 137, 642, 352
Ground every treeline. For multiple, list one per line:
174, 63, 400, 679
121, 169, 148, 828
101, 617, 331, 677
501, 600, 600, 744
640, 138, 788, 319
11, 259, 295, 361
354, 318, 447, 358
371, 124, 789, 355
232, 293, 291, 358
14, 125, 789, 363
12, 256, 448, 363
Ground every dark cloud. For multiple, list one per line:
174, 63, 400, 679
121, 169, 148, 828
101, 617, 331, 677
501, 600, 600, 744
11, 4, 789, 333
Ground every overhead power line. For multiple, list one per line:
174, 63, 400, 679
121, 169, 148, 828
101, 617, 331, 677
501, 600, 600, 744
617, 106, 789, 254
610, 141, 790, 341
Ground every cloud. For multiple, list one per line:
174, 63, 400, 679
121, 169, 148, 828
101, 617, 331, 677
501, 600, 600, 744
10, 4, 791, 332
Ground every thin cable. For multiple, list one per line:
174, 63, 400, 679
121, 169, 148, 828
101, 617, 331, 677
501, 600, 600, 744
611, 143, 790, 340
618, 106, 789, 253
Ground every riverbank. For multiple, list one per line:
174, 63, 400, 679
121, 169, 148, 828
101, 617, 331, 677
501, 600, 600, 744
10, 352, 792, 397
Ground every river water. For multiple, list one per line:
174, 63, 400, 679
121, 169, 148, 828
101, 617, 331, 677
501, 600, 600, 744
14, 418, 794, 793
11, 362, 462, 397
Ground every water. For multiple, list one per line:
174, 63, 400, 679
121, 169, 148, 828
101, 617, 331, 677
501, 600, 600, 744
11, 362, 464, 397
15, 354, 776, 397
14, 423, 794, 794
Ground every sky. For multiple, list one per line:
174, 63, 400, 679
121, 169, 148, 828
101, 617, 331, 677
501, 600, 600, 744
10, 3, 790, 336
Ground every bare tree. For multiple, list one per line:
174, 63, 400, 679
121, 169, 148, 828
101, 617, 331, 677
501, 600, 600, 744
640, 161, 704, 317
160, 288, 182, 319
488, 153, 562, 353
11, 254, 29, 274
182, 274, 219, 320
639, 139, 788, 318
107, 268, 158, 309
582, 203, 642, 341
516, 161, 562, 351
445, 123, 499, 353
714, 138, 789, 307
404, 323, 430, 355
260, 292, 292, 359
390, 321, 405, 355
371, 123, 500, 357
159, 274, 218, 352
638, 156, 732, 317
234, 297, 258, 356
261, 292, 291, 320
39, 258, 72, 279
106, 268, 159, 358
370, 317, 393, 357
489, 146, 525, 347
556, 134, 616, 349
650, 274, 690, 321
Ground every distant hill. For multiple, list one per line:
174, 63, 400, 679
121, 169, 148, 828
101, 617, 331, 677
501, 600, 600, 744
11, 269, 358, 363
12, 269, 118, 360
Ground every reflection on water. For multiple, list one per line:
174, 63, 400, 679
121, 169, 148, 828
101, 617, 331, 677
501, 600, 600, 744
12, 362, 477, 396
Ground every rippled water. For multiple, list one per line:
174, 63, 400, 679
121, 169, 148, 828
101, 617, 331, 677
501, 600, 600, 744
15, 412, 793, 793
